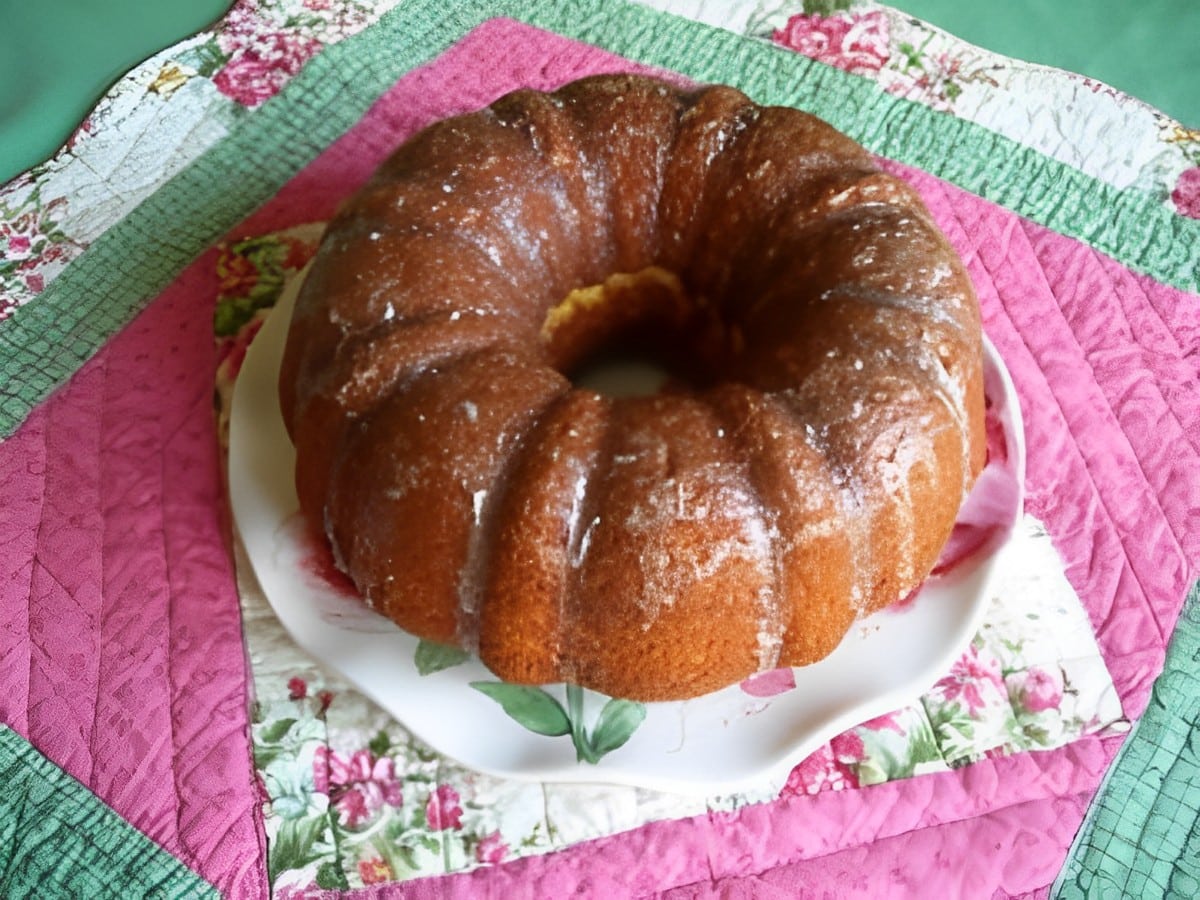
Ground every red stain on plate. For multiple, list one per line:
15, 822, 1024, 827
295, 518, 359, 598
931, 390, 1019, 577
741, 667, 798, 697
892, 373, 1021, 609
983, 393, 1008, 466
891, 585, 922, 611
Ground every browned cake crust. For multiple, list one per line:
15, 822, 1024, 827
279, 74, 987, 702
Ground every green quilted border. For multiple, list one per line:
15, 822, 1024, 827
1052, 581, 1200, 899
0, 725, 218, 899
1, 0, 1198, 439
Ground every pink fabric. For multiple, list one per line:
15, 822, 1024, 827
366, 737, 1116, 899
889, 162, 1200, 719
655, 791, 1094, 898
0, 254, 266, 895
2, 15, 1197, 899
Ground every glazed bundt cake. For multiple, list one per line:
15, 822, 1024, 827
279, 74, 987, 702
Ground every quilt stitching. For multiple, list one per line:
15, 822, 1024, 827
928, 173, 1170, 655
1005, 221, 1180, 542
1074, 239, 1200, 461
997, 206, 1187, 647
0, 725, 220, 898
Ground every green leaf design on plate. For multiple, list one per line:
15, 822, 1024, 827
470, 682, 571, 736
589, 698, 648, 758
414, 639, 470, 675
472, 681, 647, 763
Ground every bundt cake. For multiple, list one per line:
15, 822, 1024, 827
279, 73, 987, 702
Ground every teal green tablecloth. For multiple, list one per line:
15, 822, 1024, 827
894, 0, 1199, 128
0, 0, 232, 184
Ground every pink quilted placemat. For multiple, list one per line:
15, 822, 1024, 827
0, 252, 267, 895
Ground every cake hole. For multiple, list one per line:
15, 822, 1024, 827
573, 356, 671, 398
540, 266, 734, 396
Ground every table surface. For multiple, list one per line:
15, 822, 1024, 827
1, 0, 1197, 185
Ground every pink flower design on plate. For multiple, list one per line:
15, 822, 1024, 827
772, 11, 891, 76
740, 667, 797, 697
312, 746, 402, 828
1014, 666, 1064, 713
1171, 166, 1200, 219
475, 830, 508, 865
425, 783, 464, 831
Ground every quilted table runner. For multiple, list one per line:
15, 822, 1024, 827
2, 1, 1198, 897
